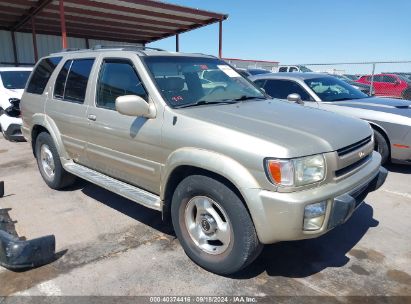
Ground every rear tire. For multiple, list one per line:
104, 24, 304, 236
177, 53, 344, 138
171, 174, 262, 275
35, 132, 76, 189
373, 129, 389, 164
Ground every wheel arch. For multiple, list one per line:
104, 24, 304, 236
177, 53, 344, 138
30, 114, 68, 159
161, 148, 261, 220
368, 121, 391, 156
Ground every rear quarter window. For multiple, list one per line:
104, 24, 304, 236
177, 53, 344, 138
26, 57, 62, 94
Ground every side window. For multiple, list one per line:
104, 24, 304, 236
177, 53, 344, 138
96, 59, 148, 110
289, 67, 298, 73
27, 57, 62, 94
278, 67, 287, 72
372, 75, 383, 82
54, 60, 72, 99
264, 79, 312, 101
64, 59, 95, 103
382, 75, 396, 83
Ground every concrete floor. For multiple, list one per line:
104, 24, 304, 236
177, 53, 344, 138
0, 137, 410, 297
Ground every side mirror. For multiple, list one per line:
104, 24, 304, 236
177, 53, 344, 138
393, 80, 400, 86
115, 95, 155, 118
287, 93, 304, 105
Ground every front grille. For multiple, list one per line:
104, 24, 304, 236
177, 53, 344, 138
335, 154, 371, 177
337, 136, 372, 157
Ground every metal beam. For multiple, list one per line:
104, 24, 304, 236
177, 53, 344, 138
31, 18, 38, 62
59, 0, 67, 49
176, 34, 179, 52
48, 5, 189, 29
21, 23, 160, 42
27, 19, 159, 38
11, 31, 18, 66
36, 11, 174, 33
10, 0, 53, 32
18, 27, 146, 45
218, 20, 223, 58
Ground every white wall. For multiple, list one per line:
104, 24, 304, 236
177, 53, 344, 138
0, 30, 142, 66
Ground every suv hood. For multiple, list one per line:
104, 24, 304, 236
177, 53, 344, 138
180, 99, 371, 158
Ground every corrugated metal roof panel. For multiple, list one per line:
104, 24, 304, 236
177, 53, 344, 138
0, 30, 14, 63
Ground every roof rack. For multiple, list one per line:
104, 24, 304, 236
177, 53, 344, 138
56, 45, 166, 55
91, 45, 165, 52
60, 48, 83, 52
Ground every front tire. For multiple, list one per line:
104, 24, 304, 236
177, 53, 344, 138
171, 175, 262, 275
373, 129, 389, 164
35, 132, 76, 189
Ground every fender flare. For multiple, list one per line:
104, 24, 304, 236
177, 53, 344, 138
31, 114, 69, 159
161, 147, 261, 201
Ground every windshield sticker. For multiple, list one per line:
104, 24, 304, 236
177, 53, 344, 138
199, 64, 209, 70
217, 65, 241, 78
172, 96, 184, 102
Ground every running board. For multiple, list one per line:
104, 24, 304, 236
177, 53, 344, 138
64, 162, 162, 211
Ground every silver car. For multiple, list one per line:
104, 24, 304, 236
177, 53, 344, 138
251, 73, 411, 165
21, 48, 387, 274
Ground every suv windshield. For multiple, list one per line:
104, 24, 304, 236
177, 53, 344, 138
305, 77, 368, 101
143, 56, 265, 108
0, 70, 31, 89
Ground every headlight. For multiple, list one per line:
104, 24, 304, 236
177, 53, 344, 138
265, 154, 326, 187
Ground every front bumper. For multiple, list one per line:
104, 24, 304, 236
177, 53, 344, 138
0, 230, 56, 270
243, 152, 386, 244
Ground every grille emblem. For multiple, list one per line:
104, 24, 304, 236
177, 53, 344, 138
359, 151, 365, 158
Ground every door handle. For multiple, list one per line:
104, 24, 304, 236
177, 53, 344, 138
87, 114, 97, 121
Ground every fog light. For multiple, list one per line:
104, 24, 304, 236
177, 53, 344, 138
304, 201, 327, 231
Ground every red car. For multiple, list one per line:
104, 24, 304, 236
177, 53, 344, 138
356, 73, 411, 100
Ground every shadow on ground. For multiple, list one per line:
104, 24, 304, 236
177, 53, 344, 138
234, 202, 379, 279
77, 179, 378, 280
80, 181, 174, 236
385, 163, 411, 174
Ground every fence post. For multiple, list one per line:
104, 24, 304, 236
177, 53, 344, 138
370, 63, 376, 95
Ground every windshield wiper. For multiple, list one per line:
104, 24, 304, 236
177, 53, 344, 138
232, 95, 266, 102
174, 99, 240, 109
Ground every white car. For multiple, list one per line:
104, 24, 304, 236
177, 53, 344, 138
0, 67, 32, 141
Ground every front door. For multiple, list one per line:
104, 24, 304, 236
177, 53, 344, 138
85, 56, 162, 194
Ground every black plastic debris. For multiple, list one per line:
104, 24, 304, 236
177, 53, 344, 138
0, 231, 56, 270
0, 182, 57, 270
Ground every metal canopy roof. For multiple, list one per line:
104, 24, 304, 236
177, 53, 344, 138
0, 0, 228, 44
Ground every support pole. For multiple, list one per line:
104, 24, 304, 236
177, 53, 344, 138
60, 0, 67, 49
11, 32, 18, 66
175, 34, 179, 52
218, 20, 223, 58
31, 18, 38, 62
85, 38, 90, 49
370, 63, 376, 96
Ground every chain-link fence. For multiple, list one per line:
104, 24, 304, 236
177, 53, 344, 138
278, 61, 411, 100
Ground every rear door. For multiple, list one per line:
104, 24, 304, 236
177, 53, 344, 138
46, 57, 95, 163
